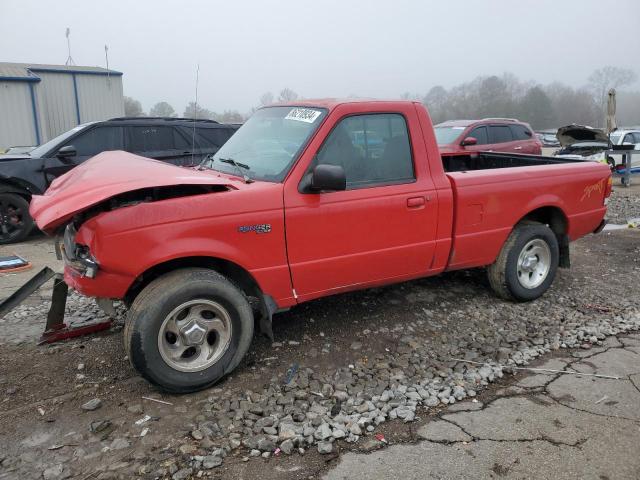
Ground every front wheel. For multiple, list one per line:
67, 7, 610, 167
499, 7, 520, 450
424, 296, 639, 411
0, 193, 34, 244
487, 223, 559, 302
124, 268, 254, 393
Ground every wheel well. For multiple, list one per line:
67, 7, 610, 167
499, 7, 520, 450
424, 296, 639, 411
124, 256, 262, 306
0, 182, 31, 200
518, 206, 570, 268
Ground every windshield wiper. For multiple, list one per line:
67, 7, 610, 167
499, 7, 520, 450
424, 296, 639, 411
219, 157, 253, 183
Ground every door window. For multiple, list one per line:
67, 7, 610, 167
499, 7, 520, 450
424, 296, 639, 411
63, 126, 124, 157
489, 125, 514, 143
128, 126, 186, 152
623, 133, 636, 145
467, 126, 488, 145
510, 124, 533, 140
315, 114, 415, 189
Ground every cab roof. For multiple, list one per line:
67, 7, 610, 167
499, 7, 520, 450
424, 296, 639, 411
270, 98, 418, 110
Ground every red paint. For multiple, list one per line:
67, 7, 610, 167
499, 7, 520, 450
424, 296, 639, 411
30, 100, 609, 309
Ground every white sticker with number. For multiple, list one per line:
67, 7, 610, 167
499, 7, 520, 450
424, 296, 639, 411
284, 108, 322, 123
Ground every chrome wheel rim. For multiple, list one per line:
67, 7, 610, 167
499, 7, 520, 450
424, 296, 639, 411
157, 299, 232, 372
516, 239, 551, 289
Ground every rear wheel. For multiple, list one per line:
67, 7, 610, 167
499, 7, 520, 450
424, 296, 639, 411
0, 193, 34, 244
488, 223, 559, 301
124, 268, 254, 393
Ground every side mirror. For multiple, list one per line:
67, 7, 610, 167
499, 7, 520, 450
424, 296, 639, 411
309, 164, 346, 192
57, 145, 77, 158
461, 136, 477, 146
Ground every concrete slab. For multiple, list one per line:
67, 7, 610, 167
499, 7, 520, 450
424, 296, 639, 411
442, 395, 589, 445
417, 419, 472, 443
445, 400, 484, 413
325, 342, 640, 480
515, 358, 570, 389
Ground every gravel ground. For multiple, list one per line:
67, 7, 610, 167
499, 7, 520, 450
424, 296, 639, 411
0, 192, 639, 479
606, 183, 640, 224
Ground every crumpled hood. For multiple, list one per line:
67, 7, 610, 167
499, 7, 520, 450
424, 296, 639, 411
30, 151, 238, 232
556, 125, 609, 147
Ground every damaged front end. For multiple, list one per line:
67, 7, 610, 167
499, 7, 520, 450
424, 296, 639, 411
554, 124, 611, 164
57, 223, 99, 279
52, 183, 231, 284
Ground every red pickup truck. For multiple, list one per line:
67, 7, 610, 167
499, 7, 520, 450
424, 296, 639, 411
30, 100, 611, 392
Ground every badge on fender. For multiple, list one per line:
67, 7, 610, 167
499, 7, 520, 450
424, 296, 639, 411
238, 224, 272, 234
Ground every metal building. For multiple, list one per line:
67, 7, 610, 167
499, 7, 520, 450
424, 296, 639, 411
0, 62, 124, 150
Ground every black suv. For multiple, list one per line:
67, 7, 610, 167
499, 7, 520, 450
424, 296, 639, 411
0, 117, 238, 244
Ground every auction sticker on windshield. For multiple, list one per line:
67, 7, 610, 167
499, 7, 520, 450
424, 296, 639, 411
285, 108, 322, 123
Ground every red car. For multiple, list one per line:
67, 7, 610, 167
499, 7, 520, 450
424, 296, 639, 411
435, 118, 542, 155
31, 100, 609, 392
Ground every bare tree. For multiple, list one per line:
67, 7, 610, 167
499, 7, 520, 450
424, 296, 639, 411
616, 90, 640, 127
423, 86, 448, 124
149, 101, 176, 117
588, 66, 637, 126
183, 102, 215, 120
544, 83, 598, 127
518, 86, 555, 130
124, 96, 145, 117
259, 92, 274, 106
278, 88, 299, 103
218, 110, 244, 123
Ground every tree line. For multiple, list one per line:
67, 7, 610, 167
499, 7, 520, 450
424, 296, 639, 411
124, 66, 639, 130
414, 66, 637, 130
123, 87, 300, 123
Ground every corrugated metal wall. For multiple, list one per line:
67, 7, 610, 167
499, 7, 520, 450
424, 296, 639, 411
0, 82, 37, 148
36, 72, 78, 141
76, 75, 124, 122
0, 69, 124, 148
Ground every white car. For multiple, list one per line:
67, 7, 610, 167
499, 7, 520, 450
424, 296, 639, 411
609, 129, 640, 172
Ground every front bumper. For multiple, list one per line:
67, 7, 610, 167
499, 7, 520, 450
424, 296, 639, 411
57, 224, 133, 299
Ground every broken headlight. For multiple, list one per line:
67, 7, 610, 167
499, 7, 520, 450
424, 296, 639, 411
60, 223, 99, 278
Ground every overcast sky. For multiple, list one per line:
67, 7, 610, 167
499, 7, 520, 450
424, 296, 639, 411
1, 0, 638, 114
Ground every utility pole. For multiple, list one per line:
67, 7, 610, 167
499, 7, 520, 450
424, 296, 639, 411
104, 45, 110, 86
65, 28, 75, 66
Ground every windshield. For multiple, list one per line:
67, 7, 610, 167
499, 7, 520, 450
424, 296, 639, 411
434, 126, 466, 145
29, 123, 91, 158
200, 106, 327, 182
609, 133, 622, 144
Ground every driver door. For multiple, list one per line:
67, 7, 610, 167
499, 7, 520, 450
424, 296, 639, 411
283, 106, 439, 302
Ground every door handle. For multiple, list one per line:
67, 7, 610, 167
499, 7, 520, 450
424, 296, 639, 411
514, 146, 523, 150
407, 196, 425, 208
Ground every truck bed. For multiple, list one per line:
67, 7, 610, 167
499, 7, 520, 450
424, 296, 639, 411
442, 151, 582, 173
442, 153, 608, 272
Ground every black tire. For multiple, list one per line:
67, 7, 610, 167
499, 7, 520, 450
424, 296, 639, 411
487, 223, 559, 302
0, 192, 34, 244
124, 268, 254, 393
